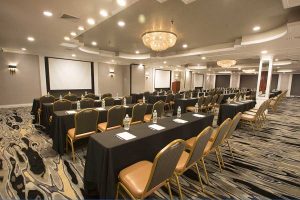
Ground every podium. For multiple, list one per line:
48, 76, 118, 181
172, 81, 180, 93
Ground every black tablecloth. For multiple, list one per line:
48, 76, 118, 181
270, 90, 281, 98
148, 95, 167, 104
217, 100, 256, 125
83, 112, 214, 198
173, 98, 198, 115
222, 93, 236, 103
131, 93, 144, 103
51, 104, 153, 155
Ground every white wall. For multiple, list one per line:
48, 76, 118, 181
131, 64, 145, 93
230, 73, 240, 88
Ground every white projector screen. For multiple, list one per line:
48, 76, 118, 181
155, 69, 171, 88
48, 58, 92, 90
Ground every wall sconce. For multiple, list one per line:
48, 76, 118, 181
109, 69, 115, 78
145, 72, 149, 79
8, 64, 17, 74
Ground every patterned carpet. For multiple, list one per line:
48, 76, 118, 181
0, 98, 299, 199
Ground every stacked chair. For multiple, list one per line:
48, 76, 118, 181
269, 90, 287, 112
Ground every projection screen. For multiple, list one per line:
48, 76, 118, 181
155, 69, 171, 88
47, 58, 93, 90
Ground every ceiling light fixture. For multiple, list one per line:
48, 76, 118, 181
72, 54, 76, 57
78, 26, 85, 31
273, 60, 292, 66
243, 69, 256, 73
218, 71, 232, 74
87, 18, 95, 25
117, 0, 127, 6
70, 32, 77, 36
277, 69, 293, 73
142, 31, 177, 51
64, 36, 70, 41
21, 48, 27, 51
261, 50, 268, 54
27, 36, 35, 42
253, 26, 261, 31
182, 44, 188, 48
100, 9, 108, 17
118, 20, 125, 27
91, 41, 97, 46
135, 50, 140, 54
201, 56, 206, 60
43, 11, 53, 17
217, 60, 237, 68
163, 61, 167, 64
275, 58, 279, 61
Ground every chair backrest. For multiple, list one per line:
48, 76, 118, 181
104, 97, 114, 106
186, 127, 214, 168
235, 92, 240, 99
39, 95, 55, 109
85, 93, 97, 100
144, 92, 150, 99
144, 139, 185, 194
197, 96, 205, 106
216, 94, 224, 105
102, 93, 112, 99
203, 95, 212, 106
211, 118, 232, 150
74, 109, 99, 135
80, 98, 95, 109
225, 112, 242, 140
131, 103, 147, 123
167, 90, 172, 94
165, 94, 174, 103
210, 94, 219, 104
63, 94, 77, 101
122, 96, 133, 104
107, 106, 126, 128
152, 100, 165, 118
53, 100, 72, 111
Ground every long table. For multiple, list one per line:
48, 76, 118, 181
217, 100, 256, 125
83, 112, 214, 198
51, 104, 153, 155
173, 98, 198, 115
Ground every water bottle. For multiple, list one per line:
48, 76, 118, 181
47, 92, 50, 97
190, 92, 193, 99
195, 103, 199, 113
85, 91, 87, 95
153, 110, 157, 124
197, 92, 200, 98
99, 93, 102, 101
123, 97, 126, 106
81, 94, 84, 100
68, 91, 71, 95
183, 93, 186, 99
142, 96, 145, 103
102, 99, 105, 108
177, 106, 181, 118
77, 101, 80, 110
124, 114, 130, 130
59, 95, 62, 100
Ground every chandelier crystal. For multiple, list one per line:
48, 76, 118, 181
142, 31, 177, 51
217, 60, 237, 68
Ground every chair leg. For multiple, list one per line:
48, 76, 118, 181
66, 137, 68, 153
166, 180, 173, 200
174, 174, 183, 200
227, 140, 234, 159
215, 150, 222, 172
115, 182, 120, 200
217, 147, 225, 168
195, 163, 204, 192
201, 158, 210, 185
70, 139, 75, 162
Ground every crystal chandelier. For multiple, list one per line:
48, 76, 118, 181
217, 60, 237, 68
142, 31, 177, 51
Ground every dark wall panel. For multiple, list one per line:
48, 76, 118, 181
240, 75, 258, 89
270, 74, 279, 91
215, 75, 230, 88
291, 74, 300, 96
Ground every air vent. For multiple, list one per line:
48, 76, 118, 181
60, 14, 79, 20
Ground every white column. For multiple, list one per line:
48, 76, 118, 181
38, 56, 47, 95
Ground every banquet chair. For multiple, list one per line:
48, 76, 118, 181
84, 93, 97, 100
164, 93, 174, 111
122, 96, 133, 105
240, 101, 266, 130
220, 112, 242, 161
80, 98, 95, 109
116, 139, 185, 200
245, 99, 270, 124
186, 96, 204, 112
208, 94, 219, 112
174, 127, 213, 199
215, 94, 224, 108
49, 99, 73, 123
98, 105, 126, 132
66, 108, 99, 162
63, 94, 77, 101
38, 95, 55, 124
201, 95, 212, 112
102, 93, 112, 99
170, 93, 181, 108
269, 91, 285, 112
144, 100, 165, 122
104, 97, 114, 106
138, 92, 150, 103
167, 90, 173, 94
234, 92, 240, 100
186, 118, 231, 183
130, 103, 147, 125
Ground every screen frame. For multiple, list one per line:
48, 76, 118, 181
154, 69, 172, 89
45, 57, 94, 94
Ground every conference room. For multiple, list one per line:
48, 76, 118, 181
0, 0, 300, 199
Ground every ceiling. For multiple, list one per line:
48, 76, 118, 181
0, 0, 300, 73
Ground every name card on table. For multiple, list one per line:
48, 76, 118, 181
66, 110, 77, 115
148, 124, 166, 131
116, 132, 136, 141
173, 119, 188, 124
193, 114, 206, 118
96, 107, 106, 111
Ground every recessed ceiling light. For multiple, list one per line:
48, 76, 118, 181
100, 9, 108, 17
78, 26, 85, 31
64, 36, 70, 41
135, 50, 140, 54
87, 18, 95, 25
118, 21, 125, 27
275, 58, 279, 61
70, 32, 77, 36
43, 11, 53, 17
27, 36, 35, 42
261, 50, 268, 54
91, 41, 97, 46
201, 56, 206, 60
72, 54, 76, 57
253, 26, 261, 31
21, 48, 27, 51
182, 44, 188, 48
163, 61, 167, 64
117, 0, 127, 6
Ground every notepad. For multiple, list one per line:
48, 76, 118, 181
96, 107, 105, 111
148, 124, 165, 131
116, 132, 136, 141
66, 110, 77, 114
193, 114, 205, 118
173, 119, 188, 123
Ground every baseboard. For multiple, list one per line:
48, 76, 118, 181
0, 103, 32, 108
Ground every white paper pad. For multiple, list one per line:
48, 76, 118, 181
116, 132, 136, 141
96, 107, 105, 111
193, 114, 206, 118
148, 124, 166, 131
123, 105, 129, 108
173, 119, 188, 123
66, 110, 77, 114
